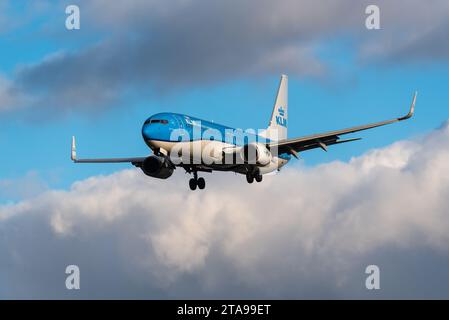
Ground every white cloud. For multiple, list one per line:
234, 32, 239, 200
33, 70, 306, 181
0, 171, 49, 202
2, 122, 449, 298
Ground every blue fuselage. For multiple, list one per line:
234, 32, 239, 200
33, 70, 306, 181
141, 113, 292, 164
142, 112, 268, 145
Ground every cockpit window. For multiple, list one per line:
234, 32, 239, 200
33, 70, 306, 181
144, 119, 169, 125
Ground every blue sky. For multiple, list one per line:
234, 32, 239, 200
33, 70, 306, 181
1, 1, 448, 197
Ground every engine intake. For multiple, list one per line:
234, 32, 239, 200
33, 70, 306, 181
141, 156, 174, 179
241, 142, 272, 166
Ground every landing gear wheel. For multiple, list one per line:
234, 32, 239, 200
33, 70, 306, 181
197, 177, 206, 189
189, 178, 197, 190
246, 173, 254, 184
255, 174, 263, 183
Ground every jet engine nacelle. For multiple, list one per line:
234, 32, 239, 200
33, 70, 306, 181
241, 142, 272, 166
141, 156, 174, 179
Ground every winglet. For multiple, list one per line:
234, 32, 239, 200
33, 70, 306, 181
71, 136, 77, 161
399, 91, 417, 121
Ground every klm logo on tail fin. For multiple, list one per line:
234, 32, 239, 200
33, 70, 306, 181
276, 106, 287, 127
278, 106, 285, 117
267, 75, 288, 140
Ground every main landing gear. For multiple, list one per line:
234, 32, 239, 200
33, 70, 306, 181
189, 171, 206, 191
246, 169, 263, 184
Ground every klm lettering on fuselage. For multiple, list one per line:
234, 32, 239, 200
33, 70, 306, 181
276, 106, 287, 127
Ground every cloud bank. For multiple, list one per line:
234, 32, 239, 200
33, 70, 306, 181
2, 121, 449, 299
2, 0, 449, 114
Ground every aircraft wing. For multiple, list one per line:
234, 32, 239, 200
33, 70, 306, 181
269, 92, 417, 158
71, 136, 146, 165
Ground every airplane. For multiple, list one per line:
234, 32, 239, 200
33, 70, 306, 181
71, 75, 417, 190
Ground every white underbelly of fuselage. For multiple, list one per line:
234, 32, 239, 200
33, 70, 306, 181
146, 139, 288, 174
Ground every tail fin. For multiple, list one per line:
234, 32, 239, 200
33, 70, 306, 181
266, 74, 288, 141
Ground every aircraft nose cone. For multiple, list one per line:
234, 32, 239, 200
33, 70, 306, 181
142, 124, 154, 140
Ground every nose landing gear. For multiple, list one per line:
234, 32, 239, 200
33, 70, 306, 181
189, 171, 206, 190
